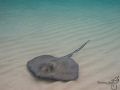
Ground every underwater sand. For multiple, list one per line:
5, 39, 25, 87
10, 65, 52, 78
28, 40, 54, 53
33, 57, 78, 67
0, 0, 120, 90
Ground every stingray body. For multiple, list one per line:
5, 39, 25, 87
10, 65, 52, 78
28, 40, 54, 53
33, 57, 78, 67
27, 40, 90, 81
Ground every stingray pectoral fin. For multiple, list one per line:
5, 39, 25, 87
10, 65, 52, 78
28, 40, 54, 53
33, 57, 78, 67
27, 55, 57, 77
53, 58, 79, 81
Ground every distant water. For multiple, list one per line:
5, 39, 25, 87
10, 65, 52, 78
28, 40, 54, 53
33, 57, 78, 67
0, 0, 120, 36
0, 0, 120, 90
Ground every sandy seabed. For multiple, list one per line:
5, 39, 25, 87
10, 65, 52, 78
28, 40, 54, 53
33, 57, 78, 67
0, 1, 120, 90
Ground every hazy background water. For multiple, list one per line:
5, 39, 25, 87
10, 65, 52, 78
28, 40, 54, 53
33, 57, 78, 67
0, 0, 120, 36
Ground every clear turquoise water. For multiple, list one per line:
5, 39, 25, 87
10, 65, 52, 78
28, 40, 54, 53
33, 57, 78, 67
0, 0, 120, 36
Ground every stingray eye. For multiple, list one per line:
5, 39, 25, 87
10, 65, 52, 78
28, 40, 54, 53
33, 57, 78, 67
46, 65, 54, 72
49, 65, 53, 70
39, 63, 47, 71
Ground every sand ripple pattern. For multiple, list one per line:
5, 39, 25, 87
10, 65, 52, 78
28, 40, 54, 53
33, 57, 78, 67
0, 1, 120, 90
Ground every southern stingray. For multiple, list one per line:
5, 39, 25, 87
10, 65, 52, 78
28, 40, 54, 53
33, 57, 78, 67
27, 40, 90, 81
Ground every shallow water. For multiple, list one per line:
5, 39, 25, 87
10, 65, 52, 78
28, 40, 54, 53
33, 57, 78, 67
0, 0, 120, 90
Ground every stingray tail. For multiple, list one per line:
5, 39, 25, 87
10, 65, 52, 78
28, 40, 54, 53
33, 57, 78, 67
65, 40, 90, 58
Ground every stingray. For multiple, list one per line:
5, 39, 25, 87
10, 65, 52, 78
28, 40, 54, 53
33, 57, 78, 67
27, 40, 90, 81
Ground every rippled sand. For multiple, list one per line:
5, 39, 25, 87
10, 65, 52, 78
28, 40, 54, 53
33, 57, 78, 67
0, 1, 120, 90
